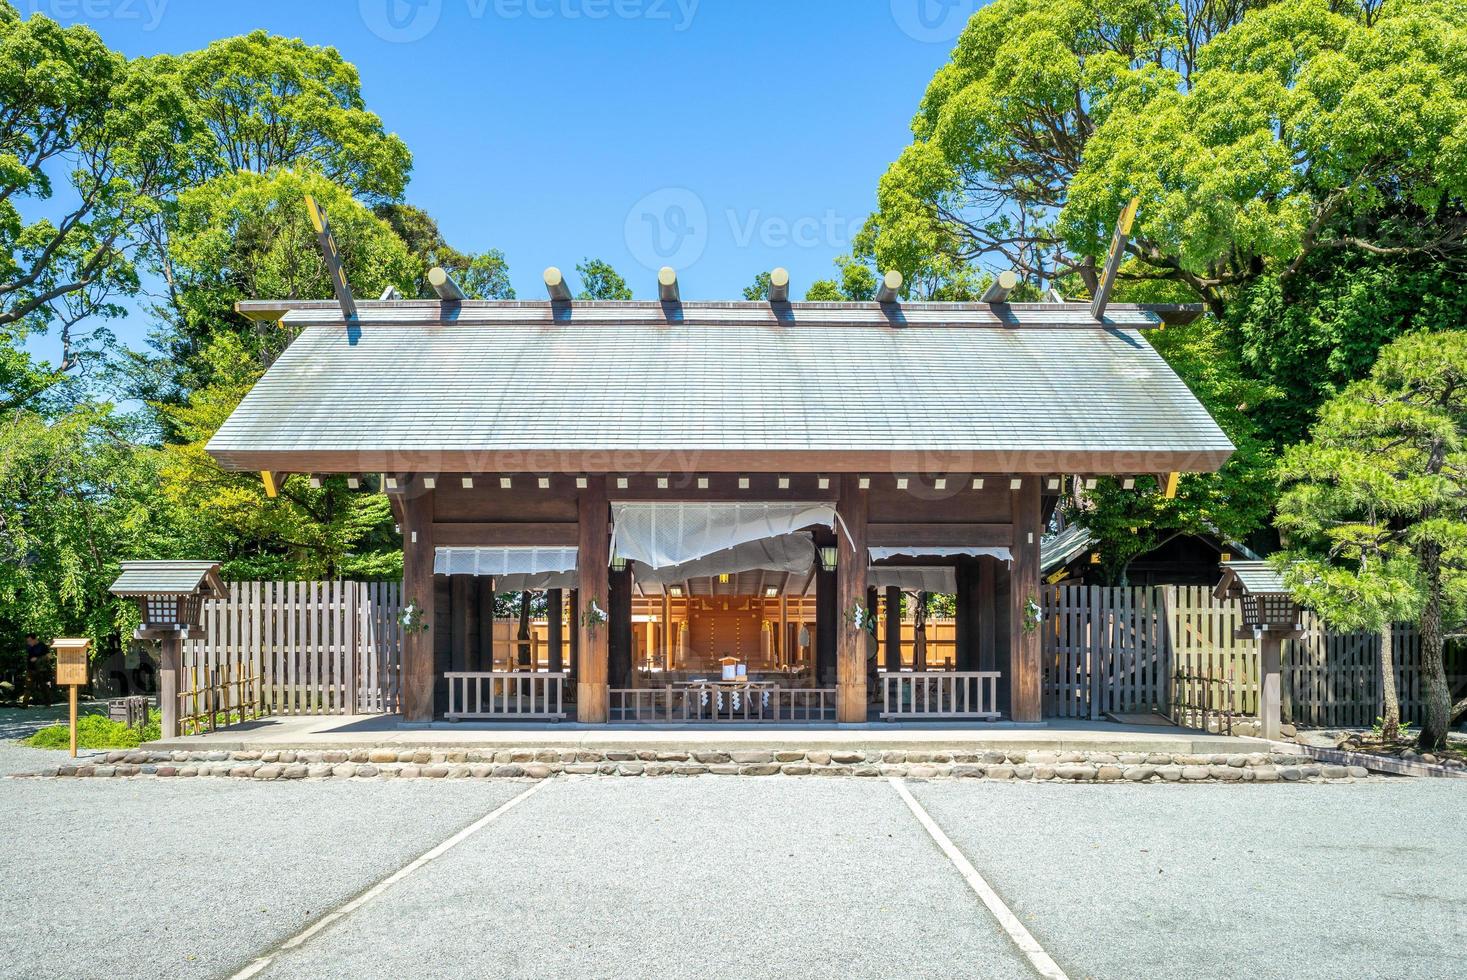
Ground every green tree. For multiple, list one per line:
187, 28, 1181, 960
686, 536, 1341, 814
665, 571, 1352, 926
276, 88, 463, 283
153, 333, 400, 581
374, 203, 515, 299
1230, 250, 1467, 446
161, 30, 410, 201
742, 271, 772, 301
805, 256, 879, 301
1064, 0, 1467, 316
0, 6, 192, 360
164, 167, 416, 381
1276, 331, 1467, 748
575, 258, 632, 300
1073, 317, 1281, 583
864, 0, 1467, 316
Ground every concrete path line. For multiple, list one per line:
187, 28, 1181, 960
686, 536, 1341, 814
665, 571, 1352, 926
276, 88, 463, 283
228, 779, 549, 980
889, 778, 1069, 980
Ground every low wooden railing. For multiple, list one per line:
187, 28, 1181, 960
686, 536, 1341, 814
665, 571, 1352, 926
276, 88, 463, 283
445, 671, 567, 721
881, 671, 1001, 720
608, 685, 837, 723
179, 662, 267, 736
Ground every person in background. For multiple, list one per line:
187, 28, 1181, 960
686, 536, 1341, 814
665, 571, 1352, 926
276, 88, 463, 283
23, 634, 50, 706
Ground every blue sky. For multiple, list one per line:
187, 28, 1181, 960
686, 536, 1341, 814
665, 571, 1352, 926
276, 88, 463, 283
19, 0, 986, 365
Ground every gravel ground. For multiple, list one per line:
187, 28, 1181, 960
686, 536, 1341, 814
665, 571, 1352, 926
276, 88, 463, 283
4, 762, 1463, 980
0, 774, 528, 980
910, 779, 1467, 980
251, 776, 1034, 980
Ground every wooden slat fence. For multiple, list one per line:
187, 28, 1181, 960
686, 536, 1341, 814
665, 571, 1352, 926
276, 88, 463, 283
183, 581, 402, 719
1043, 585, 1465, 726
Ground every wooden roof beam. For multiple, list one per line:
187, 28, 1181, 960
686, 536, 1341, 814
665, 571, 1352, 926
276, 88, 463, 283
981, 270, 1019, 304
875, 270, 903, 304
427, 266, 466, 301
769, 267, 790, 303
658, 266, 680, 303
544, 266, 572, 302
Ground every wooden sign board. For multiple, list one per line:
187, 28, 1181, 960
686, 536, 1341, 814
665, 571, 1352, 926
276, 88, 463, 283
53, 639, 91, 687
50, 638, 92, 759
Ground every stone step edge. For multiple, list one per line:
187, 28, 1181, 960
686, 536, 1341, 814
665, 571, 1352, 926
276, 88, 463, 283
16, 748, 1377, 783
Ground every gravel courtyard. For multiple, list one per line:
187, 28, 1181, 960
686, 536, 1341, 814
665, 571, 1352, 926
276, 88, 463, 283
3, 737, 1464, 980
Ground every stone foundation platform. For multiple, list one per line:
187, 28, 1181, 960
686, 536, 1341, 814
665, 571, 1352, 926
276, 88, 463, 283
21, 747, 1376, 783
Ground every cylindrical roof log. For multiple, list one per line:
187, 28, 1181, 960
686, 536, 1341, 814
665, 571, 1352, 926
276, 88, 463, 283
427, 266, 466, 301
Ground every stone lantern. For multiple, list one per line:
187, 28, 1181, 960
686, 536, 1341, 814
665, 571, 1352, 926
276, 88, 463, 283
1214, 560, 1303, 740
109, 561, 226, 739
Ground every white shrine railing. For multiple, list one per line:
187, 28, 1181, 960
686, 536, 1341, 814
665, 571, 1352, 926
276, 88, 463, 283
445, 671, 567, 721
608, 684, 837, 723
881, 671, 1001, 720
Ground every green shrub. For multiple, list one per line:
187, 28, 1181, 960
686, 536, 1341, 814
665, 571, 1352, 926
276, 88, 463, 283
23, 710, 161, 750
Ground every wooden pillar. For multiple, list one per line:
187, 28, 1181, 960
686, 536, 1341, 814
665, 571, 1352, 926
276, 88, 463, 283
955, 561, 976, 671
978, 556, 997, 672
547, 588, 564, 673
576, 478, 609, 722
1009, 479, 1042, 721
451, 576, 471, 672
401, 487, 436, 723
609, 566, 632, 687
884, 586, 902, 672
568, 590, 580, 687
158, 636, 181, 739
836, 475, 869, 723
475, 577, 495, 671
1259, 633, 1283, 740
815, 566, 836, 685
660, 593, 672, 670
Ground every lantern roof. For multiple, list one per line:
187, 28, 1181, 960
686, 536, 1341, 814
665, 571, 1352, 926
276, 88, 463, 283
109, 560, 226, 598
1213, 560, 1290, 600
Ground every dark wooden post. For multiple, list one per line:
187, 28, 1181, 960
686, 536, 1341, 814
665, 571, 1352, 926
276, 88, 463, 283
158, 636, 181, 739
546, 588, 564, 673
1258, 633, 1283, 740
609, 566, 632, 687
576, 477, 609, 722
568, 590, 580, 689
836, 475, 869, 723
815, 544, 836, 685
884, 586, 902, 672
955, 560, 975, 671
476, 577, 495, 671
977, 556, 997, 672
1009, 478, 1042, 721
451, 576, 471, 672
401, 486, 436, 723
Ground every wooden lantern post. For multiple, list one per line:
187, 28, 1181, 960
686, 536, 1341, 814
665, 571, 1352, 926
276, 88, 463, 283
52, 638, 92, 758
1215, 561, 1304, 740
109, 561, 226, 741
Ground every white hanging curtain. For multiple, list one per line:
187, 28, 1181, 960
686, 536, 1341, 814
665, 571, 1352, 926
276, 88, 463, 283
631, 533, 816, 586
866, 566, 957, 593
867, 546, 1012, 563
433, 546, 578, 591
610, 501, 835, 569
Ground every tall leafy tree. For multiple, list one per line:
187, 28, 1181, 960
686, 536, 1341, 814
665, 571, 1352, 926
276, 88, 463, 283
374, 202, 515, 299
153, 332, 400, 581
163, 167, 416, 380
575, 258, 632, 300
0, 6, 192, 376
1277, 331, 1467, 748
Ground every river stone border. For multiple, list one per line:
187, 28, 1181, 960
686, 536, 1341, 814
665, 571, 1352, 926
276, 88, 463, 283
17, 748, 1377, 783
